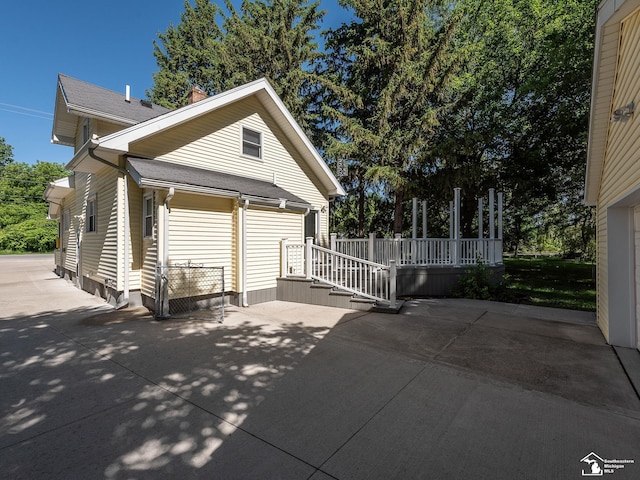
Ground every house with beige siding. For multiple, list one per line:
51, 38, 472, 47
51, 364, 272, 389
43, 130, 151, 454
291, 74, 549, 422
45, 74, 345, 314
586, 0, 640, 349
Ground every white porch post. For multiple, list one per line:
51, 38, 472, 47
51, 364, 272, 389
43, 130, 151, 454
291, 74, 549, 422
478, 197, 484, 239
280, 238, 288, 277
497, 192, 504, 264
394, 233, 402, 265
449, 201, 454, 239
368, 232, 376, 262
498, 192, 503, 240
330, 232, 337, 251
389, 260, 397, 309
412, 197, 418, 239
305, 237, 313, 280
454, 188, 461, 267
422, 200, 427, 239
489, 188, 495, 266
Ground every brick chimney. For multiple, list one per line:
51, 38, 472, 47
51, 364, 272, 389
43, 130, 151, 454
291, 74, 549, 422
188, 86, 208, 104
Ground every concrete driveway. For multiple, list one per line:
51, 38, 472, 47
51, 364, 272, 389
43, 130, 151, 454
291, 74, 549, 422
1, 254, 639, 479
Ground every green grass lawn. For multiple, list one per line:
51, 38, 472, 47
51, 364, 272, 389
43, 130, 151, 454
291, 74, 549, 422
503, 256, 596, 311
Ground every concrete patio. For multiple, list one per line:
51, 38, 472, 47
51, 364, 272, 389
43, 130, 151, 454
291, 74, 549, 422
1, 255, 639, 479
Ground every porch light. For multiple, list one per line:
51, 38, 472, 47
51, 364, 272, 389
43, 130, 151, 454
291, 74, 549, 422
611, 102, 634, 122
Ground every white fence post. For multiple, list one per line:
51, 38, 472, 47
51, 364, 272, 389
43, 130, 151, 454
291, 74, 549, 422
422, 200, 428, 239
330, 233, 337, 251
394, 233, 401, 265
281, 238, 288, 277
454, 188, 461, 267
389, 260, 397, 309
412, 197, 418, 239
489, 188, 495, 266
368, 232, 376, 262
305, 237, 313, 279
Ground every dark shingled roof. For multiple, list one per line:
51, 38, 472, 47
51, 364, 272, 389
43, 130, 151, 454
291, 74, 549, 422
59, 74, 171, 124
127, 157, 310, 206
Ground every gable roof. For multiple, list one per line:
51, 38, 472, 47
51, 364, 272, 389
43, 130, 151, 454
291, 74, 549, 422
585, 0, 640, 205
52, 74, 171, 147
68, 77, 345, 198
127, 156, 310, 209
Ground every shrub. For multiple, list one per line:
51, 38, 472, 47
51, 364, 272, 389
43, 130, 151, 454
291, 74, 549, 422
452, 259, 513, 302
0, 217, 58, 252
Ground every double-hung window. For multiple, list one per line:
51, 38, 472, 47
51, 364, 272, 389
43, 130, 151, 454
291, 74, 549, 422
143, 193, 154, 239
86, 195, 97, 233
242, 127, 262, 159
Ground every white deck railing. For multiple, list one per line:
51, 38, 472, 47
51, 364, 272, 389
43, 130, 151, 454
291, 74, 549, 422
281, 238, 396, 307
332, 234, 503, 267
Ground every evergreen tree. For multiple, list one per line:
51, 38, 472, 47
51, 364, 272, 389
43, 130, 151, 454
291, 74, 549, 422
322, 0, 464, 234
149, 0, 225, 108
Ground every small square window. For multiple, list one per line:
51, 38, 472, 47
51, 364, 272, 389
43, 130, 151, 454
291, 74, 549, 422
86, 195, 97, 233
143, 193, 154, 239
242, 127, 262, 159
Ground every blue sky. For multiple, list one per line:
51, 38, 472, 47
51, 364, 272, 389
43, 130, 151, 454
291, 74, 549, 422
0, 0, 346, 166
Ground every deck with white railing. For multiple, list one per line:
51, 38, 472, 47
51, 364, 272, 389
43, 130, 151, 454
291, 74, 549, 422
280, 234, 503, 307
331, 234, 503, 267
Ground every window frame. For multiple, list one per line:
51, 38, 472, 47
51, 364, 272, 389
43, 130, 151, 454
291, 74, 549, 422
143, 192, 154, 239
86, 195, 97, 233
241, 126, 263, 160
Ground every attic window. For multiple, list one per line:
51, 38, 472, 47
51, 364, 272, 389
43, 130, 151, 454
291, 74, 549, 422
242, 127, 262, 159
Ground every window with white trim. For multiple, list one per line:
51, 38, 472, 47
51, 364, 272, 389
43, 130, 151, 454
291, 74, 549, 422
86, 195, 97, 233
143, 192, 154, 239
242, 127, 262, 159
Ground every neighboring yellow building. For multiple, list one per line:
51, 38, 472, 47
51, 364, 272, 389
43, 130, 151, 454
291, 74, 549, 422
44, 74, 345, 313
586, 0, 640, 348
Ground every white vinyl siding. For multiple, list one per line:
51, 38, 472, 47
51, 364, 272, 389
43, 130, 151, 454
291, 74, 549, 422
597, 9, 640, 341
168, 193, 236, 292
129, 96, 330, 243
246, 207, 303, 291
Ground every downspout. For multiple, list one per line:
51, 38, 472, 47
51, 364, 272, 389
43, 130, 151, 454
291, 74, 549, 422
88, 147, 130, 308
242, 198, 249, 307
163, 188, 175, 268
161, 187, 175, 317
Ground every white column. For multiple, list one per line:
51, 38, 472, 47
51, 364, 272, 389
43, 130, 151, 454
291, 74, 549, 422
489, 188, 495, 266
412, 197, 418, 239
305, 237, 313, 280
478, 197, 484, 239
280, 238, 288, 277
368, 232, 376, 262
330, 233, 337, 251
389, 260, 397, 309
449, 201, 454, 239
422, 200, 427, 239
489, 188, 495, 240
497, 192, 503, 240
454, 188, 461, 267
